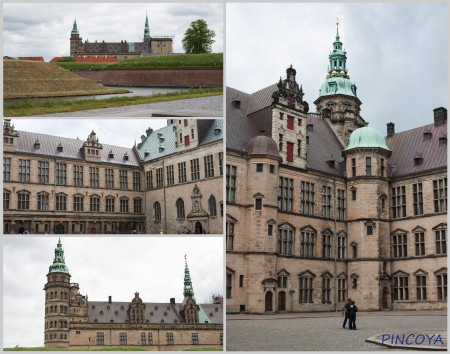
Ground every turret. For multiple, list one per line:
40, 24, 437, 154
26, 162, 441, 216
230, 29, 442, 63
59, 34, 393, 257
181, 255, 199, 324
314, 19, 365, 144
44, 239, 70, 348
143, 12, 150, 41
70, 19, 83, 56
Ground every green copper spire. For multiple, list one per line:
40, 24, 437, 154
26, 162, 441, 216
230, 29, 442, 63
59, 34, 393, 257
318, 19, 358, 98
144, 12, 150, 39
183, 255, 195, 300
48, 238, 69, 274
71, 19, 79, 35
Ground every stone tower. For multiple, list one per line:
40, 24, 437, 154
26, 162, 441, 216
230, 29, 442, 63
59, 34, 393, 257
314, 20, 365, 144
271, 65, 309, 169
69, 19, 83, 56
343, 124, 391, 310
181, 255, 199, 324
44, 239, 70, 348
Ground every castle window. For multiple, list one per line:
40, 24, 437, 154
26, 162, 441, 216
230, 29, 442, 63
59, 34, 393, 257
439, 137, 447, 146
380, 158, 385, 177
300, 229, 316, 258
307, 124, 313, 132
226, 165, 237, 203
392, 186, 406, 219
279, 134, 283, 151
351, 158, 356, 177
414, 157, 423, 166
268, 224, 273, 236
18, 159, 31, 182
416, 274, 427, 301
191, 128, 195, 139
367, 225, 373, 235
208, 195, 217, 217
337, 233, 347, 259
287, 115, 294, 130
178, 162, 187, 183
148, 333, 153, 345
433, 178, 447, 213
226, 222, 234, 251
322, 231, 332, 258
154, 202, 161, 221
239, 275, 244, 287
413, 183, 423, 215
17, 191, 30, 210
256, 163, 263, 172
179, 133, 182, 143
219, 152, 223, 176
278, 177, 293, 212
96, 332, 104, 345
299, 274, 314, 303
365, 157, 372, 176
392, 232, 407, 258
55, 193, 67, 211
166, 165, 174, 186
277, 224, 294, 256
134, 198, 142, 213
119, 170, 128, 190
120, 198, 129, 213
90, 196, 100, 212
106, 197, 115, 213
436, 272, 447, 300
73, 165, 84, 187
352, 243, 357, 258
415, 231, 425, 256
133, 171, 141, 191
166, 332, 174, 345
300, 181, 315, 216
351, 188, 357, 201
321, 186, 332, 218
89, 167, 99, 188
337, 189, 345, 220
190, 158, 200, 181
3, 158, 11, 182
393, 274, 409, 301
204, 155, 215, 178
37, 161, 49, 184
297, 139, 301, 157
435, 228, 447, 255
119, 332, 127, 345
279, 112, 284, 120
192, 333, 199, 345
255, 198, 262, 211
176, 198, 185, 219
37, 192, 49, 211
55, 163, 67, 186
338, 275, 347, 302
277, 275, 287, 288
226, 273, 233, 298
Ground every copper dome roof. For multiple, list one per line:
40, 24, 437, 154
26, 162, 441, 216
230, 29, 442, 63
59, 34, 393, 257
245, 135, 281, 158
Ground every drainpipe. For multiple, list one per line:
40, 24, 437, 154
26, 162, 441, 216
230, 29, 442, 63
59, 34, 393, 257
163, 160, 167, 234
333, 179, 337, 312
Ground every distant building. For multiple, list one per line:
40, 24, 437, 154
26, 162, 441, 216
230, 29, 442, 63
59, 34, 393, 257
70, 14, 173, 59
3, 119, 223, 234
44, 240, 223, 349
226, 24, 447, 313
19, 56, 45, 62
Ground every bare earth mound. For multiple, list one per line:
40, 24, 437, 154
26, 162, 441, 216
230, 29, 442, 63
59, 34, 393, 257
4, 60, 125, 99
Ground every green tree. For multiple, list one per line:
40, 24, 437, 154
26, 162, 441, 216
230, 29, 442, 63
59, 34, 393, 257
182, 19, 216, 54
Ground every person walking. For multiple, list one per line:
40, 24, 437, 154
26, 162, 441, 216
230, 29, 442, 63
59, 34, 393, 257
347, 301, 358, 330
342, 298, 352, 328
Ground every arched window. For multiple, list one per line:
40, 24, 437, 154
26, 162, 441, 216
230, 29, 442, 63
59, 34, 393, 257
176, 199, 185, 219
209, 195, 217, 217
154, 202, 161, 221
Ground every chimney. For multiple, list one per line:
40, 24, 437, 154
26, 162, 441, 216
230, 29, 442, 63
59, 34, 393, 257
170, 298, 175, 305
386, 122, 395, 138
433, 107, 447, 127
108, 296, 112, 304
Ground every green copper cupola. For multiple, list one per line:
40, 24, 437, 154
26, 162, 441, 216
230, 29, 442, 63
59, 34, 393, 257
71, 19, 79, 35
48, 238, 69, 274
183, 255, 195, 300
144, 13, 150, 39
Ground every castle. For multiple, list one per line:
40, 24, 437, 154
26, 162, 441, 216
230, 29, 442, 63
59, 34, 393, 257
3, 118, 223, 234
226, 24, 447, 313
44, 239, 223, 349
69, 14, 173, 59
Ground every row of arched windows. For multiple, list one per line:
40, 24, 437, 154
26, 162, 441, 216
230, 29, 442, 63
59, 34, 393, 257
46, 291, 68, 300
154, 195, 218, 221
45, 320, 68, 329
45, 333, 68, 340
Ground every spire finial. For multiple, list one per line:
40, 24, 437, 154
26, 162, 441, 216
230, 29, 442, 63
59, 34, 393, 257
336, 17, 340, 39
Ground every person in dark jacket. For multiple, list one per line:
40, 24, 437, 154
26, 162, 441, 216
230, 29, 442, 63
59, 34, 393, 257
342, 298, 352, 328
347, 301, 358, 330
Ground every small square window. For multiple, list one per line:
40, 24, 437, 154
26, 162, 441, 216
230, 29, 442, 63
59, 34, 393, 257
256, 163, 263, 172
367, 225, 373, 235
270, 165, 275, 173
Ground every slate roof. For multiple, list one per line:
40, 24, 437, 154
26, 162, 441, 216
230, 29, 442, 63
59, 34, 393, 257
386, 123, 447, 177
199, 119, 223, 146
138, 124, 178, 162
87, 301, 223, 324
16, 131, 140, 166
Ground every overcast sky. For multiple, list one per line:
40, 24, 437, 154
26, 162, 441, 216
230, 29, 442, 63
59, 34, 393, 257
3, 3, 224, 61
10, 118, 168, 149
227, 3, 448, 135
3, 236, 223, 348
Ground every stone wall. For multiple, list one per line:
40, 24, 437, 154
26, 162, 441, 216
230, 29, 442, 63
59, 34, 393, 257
73, 69, 223, 88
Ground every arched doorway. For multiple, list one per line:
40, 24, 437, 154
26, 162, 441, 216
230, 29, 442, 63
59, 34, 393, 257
91, 228, 96, 234
382, 287, 389, 309
278, 291, 286, 311
195, 222, 203, 234
54, 224, 65, 234
265, 291, 273, 312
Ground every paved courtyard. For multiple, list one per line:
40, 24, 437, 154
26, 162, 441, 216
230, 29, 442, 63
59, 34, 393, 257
226, 311, 447, 351
39, 95, 223, 117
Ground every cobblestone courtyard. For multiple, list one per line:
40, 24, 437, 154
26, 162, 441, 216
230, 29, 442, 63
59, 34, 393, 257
226, 311, 447, 351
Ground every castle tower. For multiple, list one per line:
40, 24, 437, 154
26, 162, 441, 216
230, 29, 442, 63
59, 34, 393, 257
343, 124, 391, 310
70, 19, 83, 56
44, 239, 70, 348
314, 19, 365, 144
128, 292, 146, 323
181, 255, 199, 324
144, 12, 150, 41
271, 65, 309, 169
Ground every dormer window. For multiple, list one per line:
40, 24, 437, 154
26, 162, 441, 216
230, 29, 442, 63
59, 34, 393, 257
108, 150, 114, 159
232, 100, 241, 109
439, 137, 447, 146
159, 136, 165, 143
34, 139, 40, 149
423, 131, 432, 141
57, 143, 63, 152
159, 147, 164, 152
307, 124, 313, 132
414, 157, 423, 166
327, 160, 335, 168
215, 128, 221, 135
144, 151, 150, 157
124, 152, 129, 161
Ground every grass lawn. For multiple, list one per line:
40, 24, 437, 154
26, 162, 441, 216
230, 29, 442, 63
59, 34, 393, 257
4, 88, 223, 117
57, 54, 223, 71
